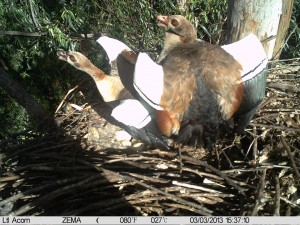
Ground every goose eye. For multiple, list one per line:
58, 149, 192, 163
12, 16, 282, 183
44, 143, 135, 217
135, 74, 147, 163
171, 18, 179, 27
69, 55, 76, 62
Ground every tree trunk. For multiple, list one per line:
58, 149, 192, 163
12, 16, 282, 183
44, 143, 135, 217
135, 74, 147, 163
226, 0, 294, 59
0, 67, 55, 131
272, 0, 294, 59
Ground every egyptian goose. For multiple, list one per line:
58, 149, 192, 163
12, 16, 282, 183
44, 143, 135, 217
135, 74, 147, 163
133, 15, 267, 144
57, 50, 132, 102
58, 43, 169, 150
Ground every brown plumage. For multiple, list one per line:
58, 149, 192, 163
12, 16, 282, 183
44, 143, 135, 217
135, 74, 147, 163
156, 15, 244, 142
157, 49, 196, 136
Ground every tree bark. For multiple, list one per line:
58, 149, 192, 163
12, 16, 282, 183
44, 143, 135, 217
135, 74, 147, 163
0, 67, 55, 131
226, 0, 293, 59
272, 0, 294, 59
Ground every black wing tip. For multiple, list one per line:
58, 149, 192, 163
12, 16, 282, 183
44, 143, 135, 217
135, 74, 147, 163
124, 125, 170, 151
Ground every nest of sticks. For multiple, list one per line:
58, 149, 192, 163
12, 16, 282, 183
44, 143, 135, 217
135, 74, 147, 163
0, 59, 299, 216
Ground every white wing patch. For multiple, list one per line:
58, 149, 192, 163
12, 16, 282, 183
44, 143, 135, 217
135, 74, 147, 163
221, 33, 268, 81
134, 53, 164, 110
96, 36, 132, 63
111, 99, 151, 129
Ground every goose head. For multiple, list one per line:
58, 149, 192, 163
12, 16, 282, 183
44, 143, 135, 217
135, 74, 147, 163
57, 50, 92, 72
157, 15, 197, 63
157, 15, 197, 45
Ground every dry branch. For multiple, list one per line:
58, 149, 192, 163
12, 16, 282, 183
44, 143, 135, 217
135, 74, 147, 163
280, 136, 300, 181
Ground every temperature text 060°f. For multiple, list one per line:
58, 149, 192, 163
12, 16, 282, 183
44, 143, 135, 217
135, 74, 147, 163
119, 216, 137, 223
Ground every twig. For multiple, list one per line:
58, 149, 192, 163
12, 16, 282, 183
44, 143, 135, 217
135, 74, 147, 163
178, 146, 184, 173
268, 83, 300, 93
261, 35, 276, 44
10, 174, 106, 216
290, 145, 300, 153
280, 197, 300, 209
125, 172, 169, 184
273, 174, 280, 216
256, 93, 277, 111
250, 123, 300, 132
162, 203, 213, 215
253, 113, 284, 121
0, 175, 20, 182
110, 169, 213, 215
181, 167, 224, 181
190, 196, 221, 205
280, 136, 300, 181
179, 192, 234, 198
285, 205, 292, 216
259, 108, 298, 113
272, 26, 297, 60
0, 176, 88, 208
218, 137, 238, 168
172, 180, 221, 193
214, 143, 221, 169
181, 156, 246, 195
223, 167, 272, 173
53, 156, 214, 215
55, 86, 79, 114
220, 147, 234, 168
250, 169, 267, 216
245, 136, 255, 157
252, 126, 258, 161
0, 31, 46, 36
28, 0, 41, 31
269, 57, 300, 63
6, 142, 74, 162
105, 156, 167, 165
143, 149, 177, 157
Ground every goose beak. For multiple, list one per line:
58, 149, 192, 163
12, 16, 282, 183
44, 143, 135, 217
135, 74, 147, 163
157, 15, 169, 27
57, 50, 68, 61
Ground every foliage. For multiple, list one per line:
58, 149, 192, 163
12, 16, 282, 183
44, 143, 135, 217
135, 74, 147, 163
281, 0, 300, 58
0, 90, 29, 138
186, 0, 228, 44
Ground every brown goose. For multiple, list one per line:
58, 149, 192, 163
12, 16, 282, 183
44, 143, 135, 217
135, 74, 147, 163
133, 15, 267, 145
